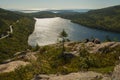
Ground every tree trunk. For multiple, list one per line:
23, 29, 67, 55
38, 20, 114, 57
62, 38, 65, 55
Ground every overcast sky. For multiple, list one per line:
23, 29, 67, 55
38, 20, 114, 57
0, 0, 120, 10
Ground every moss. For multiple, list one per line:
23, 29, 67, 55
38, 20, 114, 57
90, 66, 114, 74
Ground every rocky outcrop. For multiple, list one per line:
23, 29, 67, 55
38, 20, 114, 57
32, 71, 101, 80
112, 63, 120, 80
0, 51, 37, 74
88, 42, 120, 53
0, 60, 29, 73
32, 71, 112, 80
64, 42, 120, 54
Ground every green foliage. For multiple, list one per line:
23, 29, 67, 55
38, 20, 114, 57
0, 45, 120, 80
31, 44, 40, 52
59, 29, 68, 38
0, 65, 34, 80
0, 8, 24, 33
66, 5, 120, 33
0, 9, 35, 63
90, 66, 114, 74
59, 29, 68, 55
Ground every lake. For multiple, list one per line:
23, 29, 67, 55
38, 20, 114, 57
28, 17, 120, 46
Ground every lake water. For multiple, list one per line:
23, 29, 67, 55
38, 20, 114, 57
28, 17, 120, 46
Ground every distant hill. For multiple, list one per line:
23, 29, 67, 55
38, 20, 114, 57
29, 5, 120, 33
29, 11, 57, 18
68, 5, 120, 32
28, 9, 90, 18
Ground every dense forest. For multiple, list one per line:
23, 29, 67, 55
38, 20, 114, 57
0, 8, 35, 63
68, 5, 120, 33
0, 8, 22, 33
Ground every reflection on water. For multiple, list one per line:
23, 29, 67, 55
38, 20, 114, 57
28, 17, 120, 46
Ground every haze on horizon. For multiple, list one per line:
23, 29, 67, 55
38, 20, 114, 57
0, 0, 120, 10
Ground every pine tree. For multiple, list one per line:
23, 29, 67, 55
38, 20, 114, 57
59, 29, 68, 55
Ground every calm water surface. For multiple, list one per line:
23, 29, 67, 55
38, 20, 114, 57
28, 17, 120, 46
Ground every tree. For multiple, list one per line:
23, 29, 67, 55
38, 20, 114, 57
59, 29, 68, 55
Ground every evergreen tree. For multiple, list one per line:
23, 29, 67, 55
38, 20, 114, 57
59, 29, 68, 55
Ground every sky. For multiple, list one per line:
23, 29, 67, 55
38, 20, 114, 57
0, 0, 120, 10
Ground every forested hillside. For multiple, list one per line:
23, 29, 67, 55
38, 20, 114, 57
0, 8, 35, 63
70, 5, 120, 32
0, 8, 23, 33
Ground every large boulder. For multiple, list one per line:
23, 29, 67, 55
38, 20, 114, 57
87, 42, 120, 53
